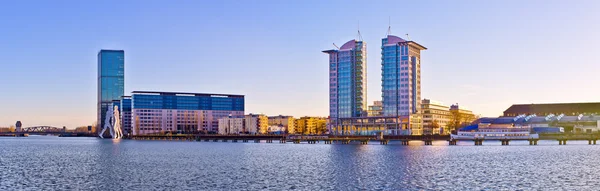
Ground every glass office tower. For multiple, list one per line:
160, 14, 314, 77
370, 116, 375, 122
97, 50, 124, 134
381, 35, 426, 135
120, 96, 132, 135
323, 40, 368, 129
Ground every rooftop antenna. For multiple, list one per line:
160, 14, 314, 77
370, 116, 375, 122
357, 21, 363, 41
405, 33, 411, 41
333, 43, 339, 49
386, 16, 392, 36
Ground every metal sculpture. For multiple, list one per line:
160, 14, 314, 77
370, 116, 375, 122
99, 105, 123, 139
113, 105, 123, 139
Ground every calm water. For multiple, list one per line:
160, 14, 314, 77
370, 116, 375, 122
1, 136, 599, 190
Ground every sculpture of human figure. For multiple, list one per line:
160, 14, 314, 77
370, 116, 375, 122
113, 105, 123, 139
99, 108, 115, 139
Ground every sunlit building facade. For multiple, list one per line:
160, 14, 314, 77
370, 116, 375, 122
295, 117, 327, 135
131, 91, 244, 135
245, 114, 269, 134
268, 115, 296, 134
97, 50, 124, 134
421, 99, 450, 135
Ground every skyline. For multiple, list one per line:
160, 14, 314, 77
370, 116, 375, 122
1, 0, 600, 128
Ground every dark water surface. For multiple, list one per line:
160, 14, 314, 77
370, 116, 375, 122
1, 136, 599, 190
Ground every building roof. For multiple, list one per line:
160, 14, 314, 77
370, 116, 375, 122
99, 49, 124, 53
503, 102, 600, 115
339, 40, 357, 50
385, 35, 406, 45
477, 115, 600, 125
459, 124, 479, 131
131, 91, 244, 98
399, 41, 427, 50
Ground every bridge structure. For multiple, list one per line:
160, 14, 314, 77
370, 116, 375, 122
129, 134, 452, 145
0, 126, 94, 137
22, 126, 64, 133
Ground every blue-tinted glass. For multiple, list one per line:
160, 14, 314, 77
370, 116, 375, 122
98, 50, 125, 129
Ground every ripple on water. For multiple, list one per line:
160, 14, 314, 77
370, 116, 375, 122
1, 137, 600, 190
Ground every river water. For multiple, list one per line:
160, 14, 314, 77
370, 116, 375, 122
1, 136, 599, 190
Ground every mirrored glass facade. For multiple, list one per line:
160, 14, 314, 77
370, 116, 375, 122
97, 50, 124, 132
381, 35, 426, 135
323, 40, 368, 129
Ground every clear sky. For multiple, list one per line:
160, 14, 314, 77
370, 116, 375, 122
1, 0, 599, 128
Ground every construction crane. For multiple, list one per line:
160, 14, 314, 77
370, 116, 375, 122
333, 43, 339, 49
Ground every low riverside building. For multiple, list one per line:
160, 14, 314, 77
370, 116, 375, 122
421, 99, 478, 135
131, 91, 244, 135
245, 114, 269, 134
295, 117, 327, 135
218, 116, 245, 134
218, 114, 269, 135
268, 115, 296, 134
421, 99, 450, 135
503, 102, 600, 117
473, 114, 600, 133
332, 116, 410, 136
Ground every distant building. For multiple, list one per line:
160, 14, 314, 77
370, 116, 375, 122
421, 99, 450, 135
268, 115, 296, 134
449, 104, 477, 132
120, 96, 132, 135
131, 91, 244, 135
473, 115, 600, 133
295, 117, 327, 135
15, 121, 22, 132
323, 39, 368, 132
218, 116, 245, 135
367, 101, 383, 116
245, 114, 268, 134
98, 50, 124, 134
503, 102, 600, 117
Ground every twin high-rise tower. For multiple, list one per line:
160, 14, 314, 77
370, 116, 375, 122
323, 40, 368, 120
324, 33, 426, 135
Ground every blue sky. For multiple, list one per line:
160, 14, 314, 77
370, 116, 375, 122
1, 0, 599, 128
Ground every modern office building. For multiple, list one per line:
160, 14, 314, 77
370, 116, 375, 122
295, 116, 327, 135
367, 101, 383, 116
323, 39, 368, 130
120, 96, 132, 135
97, 50, 124, 134
131, 91, 244, 135
503, 102, 600, 117
381, 35, 426, 135
268, 115, 296, 134
421, 99, 450, 135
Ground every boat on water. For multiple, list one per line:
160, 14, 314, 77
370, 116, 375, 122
451, 123, 539, 140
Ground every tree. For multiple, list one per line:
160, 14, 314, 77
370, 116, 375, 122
431, 121, 441, 135
448, 110, 464, 132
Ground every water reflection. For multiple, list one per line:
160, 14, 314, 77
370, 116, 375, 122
2, 137, 600, 190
